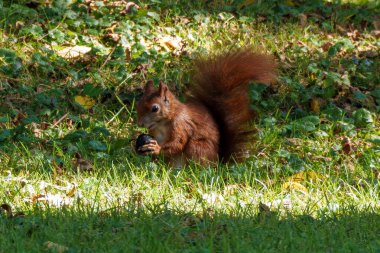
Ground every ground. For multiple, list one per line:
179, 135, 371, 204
0, 0, 379, 252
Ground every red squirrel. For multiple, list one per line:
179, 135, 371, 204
136, 49, 276, 167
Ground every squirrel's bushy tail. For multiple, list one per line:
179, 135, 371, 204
190, 49, 277, 161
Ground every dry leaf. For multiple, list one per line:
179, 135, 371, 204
133, 63, 150, 74
66, 185, 77, 197
321, 42, 333, 52
124, 2, 139, 13
288, 171, 324, 182
285, 0, 295, 6
358, 50, 379, 58
336, 24, 347, 34
347, 30, 361, 41
159, 36, 182, 51
56, 45, 92, 59
373, 19, 380, 30
44, 241, 69, 253
342, 137, 355, 155
52, 160, 64, 176
12, 111, 27, 125
371, 30, 380, 39
311, 98, 321, 113
106, 33, 121, 42
282, 182, 308, 193
74, 95, 96, 109
72, 158, 93, 172
32, 193, 73, 207
299, 13, 307, 28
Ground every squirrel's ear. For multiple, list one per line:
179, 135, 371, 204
144, 80, 154, 95
158, 81, 169, 102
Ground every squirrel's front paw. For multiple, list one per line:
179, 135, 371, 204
138, 140, 161, 155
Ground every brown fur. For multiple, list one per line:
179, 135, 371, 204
136, 49, 276, 166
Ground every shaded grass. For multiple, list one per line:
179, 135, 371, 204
1, 204, 380, 252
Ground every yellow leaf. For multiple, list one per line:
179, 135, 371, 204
311, 98, 321, 113
282, 182, 308, 193
285, 0, 295, 6
287, 171, 325, 183
56, 45, 92, 59
74, 95, 96, 109
66, 185, 76, 197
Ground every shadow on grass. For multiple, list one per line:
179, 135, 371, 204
1, 206, 379, 252
160, 0, 379, 27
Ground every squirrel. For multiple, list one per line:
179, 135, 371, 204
136, 49, 276, 167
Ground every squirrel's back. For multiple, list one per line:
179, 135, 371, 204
188, 49, 277, 161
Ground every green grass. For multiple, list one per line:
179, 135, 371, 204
0, 0, 380, 252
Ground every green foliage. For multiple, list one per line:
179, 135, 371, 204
0, 48, 22, 77
0, 0, 379, 251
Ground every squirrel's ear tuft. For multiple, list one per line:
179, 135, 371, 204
144, 80, 154, 95
159, 81, 170, 103
158, 81, 168, 95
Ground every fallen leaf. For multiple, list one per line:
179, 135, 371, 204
72, 158, 93, 172
52, 160, 64, 176
358, 50, 379, 58
336, 24, 347, 34
287, 171, 325, 183
299, 13, 307, 28
56, 45, 92, 59
133, 63, 150, 74
66, 185, 77, 197
74, 95, 96, 109
159, 36, 182, 51
282, 182, 308, 193
310, 97, 321, 113
347, 30, 361, 41
371, 30, 380, 39
106, 33, 121, 42
123, 2, 139, 14
342, 137, 355, 155
373, 19, 380, 30
32, 193, 73, 207
285, 0, 295, 6
12, 111, 27, 125
321, 41, 333, 52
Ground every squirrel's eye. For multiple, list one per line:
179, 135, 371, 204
151, 104, 159, 113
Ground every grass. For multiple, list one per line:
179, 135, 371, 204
0, 0, 380, 252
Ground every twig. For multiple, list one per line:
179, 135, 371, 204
100, 44, 118, 70
50, 113, 69, 128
